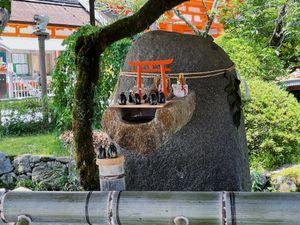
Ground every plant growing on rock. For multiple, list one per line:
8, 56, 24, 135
52, 26, 131, 131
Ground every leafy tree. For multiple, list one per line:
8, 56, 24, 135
52, 26, 131, 131
216, 35, 285, 81
219, 0, 300, 71
242, 79, 300, 169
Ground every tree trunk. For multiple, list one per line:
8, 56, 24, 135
73, 0, 188, 190
73, 38, 102, 190
269, 4, 288, 48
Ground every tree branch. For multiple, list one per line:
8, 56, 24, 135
200, 0, 209, 20
203, 0, 219, 37
269, 4, 289, 48
173, 8, 201, 36
92, 0, 189, 50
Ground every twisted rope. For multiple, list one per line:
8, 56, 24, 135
119, 64, 235, 79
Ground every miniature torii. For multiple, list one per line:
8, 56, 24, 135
128, 59, 173, 97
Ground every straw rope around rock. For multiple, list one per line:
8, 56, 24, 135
119, 64, 236, 79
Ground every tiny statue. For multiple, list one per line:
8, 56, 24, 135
97, 143, 118, 159
158, 91, 166, 104
143, 94, 148, 103
128, 91, 134, 103
97, 145, 107, 159
118, 92, 127, 105
134, 93, 141, 104
149, 91, 158, 105
107, 143, 118, 158
172, 73, 188, 97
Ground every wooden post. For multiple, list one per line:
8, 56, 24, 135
37, 33, 49, 124
96, 155, 126, 191
160, 63, 167, 96
137, 65, 142, 96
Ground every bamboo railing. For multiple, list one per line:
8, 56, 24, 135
1, 191, 300, 225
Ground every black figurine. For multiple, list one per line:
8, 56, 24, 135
158, 91, 166, 104
97, 145, 107, 159
149, 91, 158, 105
107, 143, 118, 158
143, 94, 148, 103
134, 93, 141, 104
128, 91, 134, 103
118, 92, 127, 105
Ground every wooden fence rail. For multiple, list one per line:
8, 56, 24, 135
1, 191, 300, 225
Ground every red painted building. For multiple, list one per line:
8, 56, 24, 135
0, 0, 109, 98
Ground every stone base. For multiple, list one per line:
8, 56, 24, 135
102, 92, 196, 154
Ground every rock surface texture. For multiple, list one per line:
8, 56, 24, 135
103, 92, 196, 154
0, 152, 13, 175
103, 31, 251, 191
32, 161, 67, 189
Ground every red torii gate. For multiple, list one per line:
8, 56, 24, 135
128, 59, 173, 97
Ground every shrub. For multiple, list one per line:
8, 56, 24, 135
216, 35, 285, 81
242, 79, 300, 169
52, 25, 132, 131
0, 99, 55, 136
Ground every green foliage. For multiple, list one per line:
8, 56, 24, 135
52, 26, 132, 131
250, 171, 264, 192
216, 35, 285, 81
0, 0, 11, 13
219, 0, 300, 71
15, 179, 48, 191
242, 79, 300, 169
0, 99, 55, 137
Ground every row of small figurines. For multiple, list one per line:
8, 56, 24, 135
118, 89, 166, 105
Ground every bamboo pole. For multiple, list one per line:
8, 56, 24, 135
1, 191, 300, 225
225, 192, 300, 225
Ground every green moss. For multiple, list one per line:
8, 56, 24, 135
271, 165, 300, 185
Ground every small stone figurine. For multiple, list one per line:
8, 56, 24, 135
134, 93, 141, 104
128, 91, 134, 103
149, 91, 158, 105
158, 91, 165, 103
107, 143, 118, 158
143, 94, 148, 103
118, 92, 127, 105
97, 145, 107, 159
97, 143, 118, 159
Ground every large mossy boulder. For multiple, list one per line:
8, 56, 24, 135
103, 31, 251, 191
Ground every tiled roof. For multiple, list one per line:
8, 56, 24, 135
10, 0, 90, 26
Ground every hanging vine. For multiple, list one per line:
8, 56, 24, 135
224, 71, 242, 128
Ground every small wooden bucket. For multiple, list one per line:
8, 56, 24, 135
96, 155, 125, 191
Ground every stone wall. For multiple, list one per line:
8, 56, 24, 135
0, 152, 77, 190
